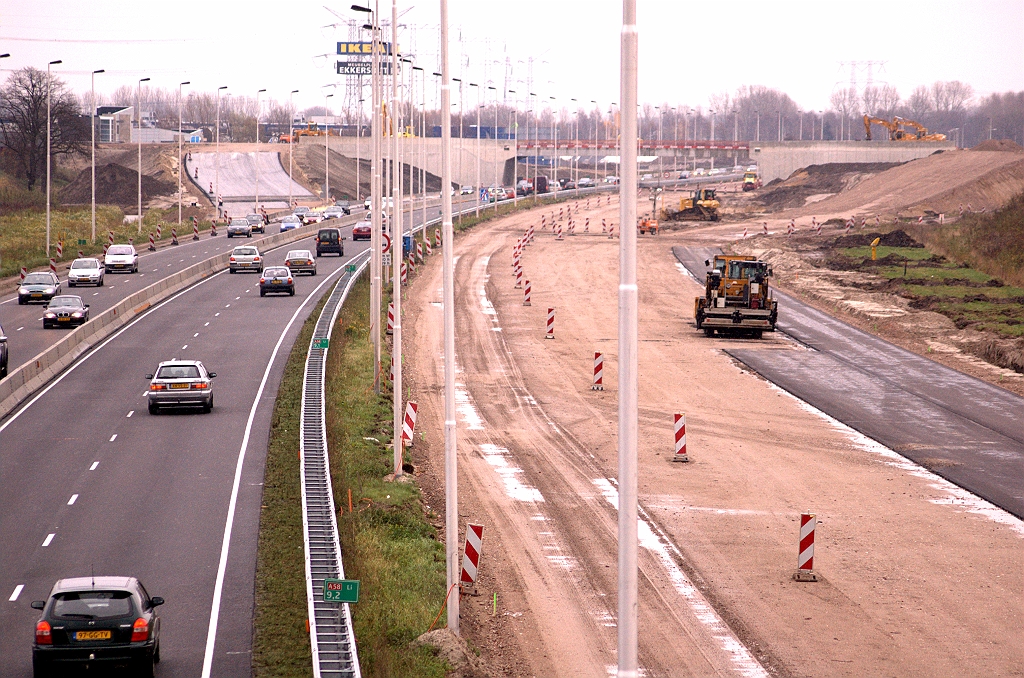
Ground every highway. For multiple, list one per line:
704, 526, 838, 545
674, 246, 1024, 519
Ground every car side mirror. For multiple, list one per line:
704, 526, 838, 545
85, 304, 90, 308
0, 335, 7, 343
704, 259, 710, 267
145, 374, 154, 380
150, 597, 164, 607
208, 372, 217, 378
31, 601, 45, 610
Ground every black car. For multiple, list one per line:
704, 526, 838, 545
31, 576, 163, 677
0, 322, 8, 378
259, 266, 296, 297
42, 296, 90, 329
18, 272, 62, 305
315, 227, 345, 256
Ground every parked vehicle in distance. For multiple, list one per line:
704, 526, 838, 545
245, 214, 266, 234
227, 218, 253, 238
279, 215, 302, 232
363, 197, 395, 211
693, 168, 706, 176
460, 185, 474, 195
146, 360, 216, 413
578, 177, 595, 188
31, 576, 164, 676
67, 258, 104, 287
260, 266, 296, 297
285, 249, 317, 275
351, 219, 371, 241
0, 322, 8, 378
678, 170, 691, 179
18, 271, 62, 304
229, 246, 263, 273
104, 244, 139, 273
708, 168, 724, 176
42, 295, 90, 329
315, 227, 345, 256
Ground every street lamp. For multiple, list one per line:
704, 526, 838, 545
571, 97, 579, 196
91, 69, 105, 243
469, 82, 480, 216
489, 85, 498, 212
289, 89, 298, 207
45, 59, 62, 257
755, 109, 760, 142
777, 109, 782, 142
550, 95, 557, 192
324, 86, 336, 205
177, 80, 190, 229
254, 88, 266, 214
137, 76, 150, 234
215, 86, 228, 219
413, 66, 425, 228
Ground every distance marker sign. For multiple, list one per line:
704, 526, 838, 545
323, 579, 360, 603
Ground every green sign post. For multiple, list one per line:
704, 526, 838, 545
323, 579, 360, 603
345, 264, 357, 273
313, 338, 329, 350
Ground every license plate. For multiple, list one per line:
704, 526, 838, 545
272, 280, 281, 284
171, 383, 190, 389
32, 293, 42, 298
239, 263, 249, 266
59, 317, 70, 322
75, 630, 111, 641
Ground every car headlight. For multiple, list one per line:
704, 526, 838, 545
71, 312, 83, 318
43, 287, 55, 294
44, 312, 56, 318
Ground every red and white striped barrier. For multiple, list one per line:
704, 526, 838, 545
574, 201, 579, 214
424, 237, 432, 256
815, 220, 822, 235
794, 513, 818, 581
917, 215, 923, 224
859, 217, 867, 229
193, 220, 200, 241
416, 241, 424, 262
149, 233, 156, 251
523, 279, 531, 306
608, 223, 616, 239
762, 222, 768, 235
875, 215, 880, 227
545, 308, 555, 339
527, 225, 535, 242
673, 413, 688, 462
567, 220, 575, 236
593, 352, 604, 390
55, 241, 63, 258
602, 218, 607, 233
103, 244, 109, 256
210, 220, 218, 237
20, 267, 27, 282
77, 250, 84, 259
742, 227, 748, 239
107, 231, 115, 247
559, 207, 564, 221
787, 221, 794, 236
435, 227, 441, 248
459, 523, 484, 589
408, 255, 417, 274
156, 224, 162, 240
171, 228, 179, 246
515, 266, 523, 289
555, 223, 564, 241
386, 302, 394, 335
389, 355, 394, 382
790, 218, 796, 232
584, 217, 590, 233
49, 258, 57, 274
401, 401, 418, 446
401, 261, 407, 285
541, 215, 547, 230
958, 204, 964, 217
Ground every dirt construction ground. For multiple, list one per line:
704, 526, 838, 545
402, 194, 1024, 677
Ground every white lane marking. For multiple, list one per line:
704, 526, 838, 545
153, 269, 159, 272
201, 259, 352, 677
193, 333, 199, 337
93, 292, 99, 296
235, 296, 240, 300
204, 322, 210, 326
9, 585, 24, 601
225, 304, 230, 308
90, 462, 99, 470
41, 534, 55, 547
16, 327, 23, 331
109, 434, 117, 442
214, 312, 220, 317
68, 494, 78, 505
142, 391, 149, 397
127, 410, 134, 418
182, 344, 188, 350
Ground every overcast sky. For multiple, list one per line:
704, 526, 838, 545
2, 0, 1022, 115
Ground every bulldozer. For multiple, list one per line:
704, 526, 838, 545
694, 254, 777, 338
664, 187, 720, 221
863, 115, 947, 142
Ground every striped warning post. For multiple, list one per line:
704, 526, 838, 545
386, 302, 394, 335
527, 225, 534, 242
435, 227, 441, 248
425, 237, 432, 256
545, 308, 554, 339
584, 217, 590, 233
602, 218, 607, 233
389, 355, 394, 382
49, 258, 57, 274
568, 220, 575, 235
401, 261, 407, 285
574, 201, 579, 213
541, 215, 547, 230
608, 223, 616, 239
556, 223, 564, 241
20, 267, 28, 282
102, 244, 109, 256
171, 228, 179, 246
459, 523, 484, 588
77, 250, 84, 259
107, 231, 115, 247
586, 198, 591, 210
515, 266, 523, 289
416, 241, 424, 262
156, 224, 163, 240
742, 227, 748, 239
149, 233, 156, 251
762, 222, 768, 235
210, 220, 218, 237
558, 207, 564, 221
523, 279, 531, 306
917, 215, 923, 224
56, 241, 63, 258
408, 255, 417, 273
787, 221, 794, 236
401, 401, 418, 446
860, 217, 867, 229
592, 352, 604, 390
672, 413, 688, 462
793, 513, 819, 581
193, 220, 200, 241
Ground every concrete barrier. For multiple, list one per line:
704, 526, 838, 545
0, 221, 328, 421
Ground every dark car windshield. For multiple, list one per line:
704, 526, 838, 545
157, 364, 201, 379
48, 297, 81, 308
53, 590, 133, 620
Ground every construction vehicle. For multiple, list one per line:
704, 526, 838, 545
742, 171, 761, 192
638, 216, 659, 234
864, 115, 947, 142
694, 254, 777, 338
664, 187, 720, 221
279, 121, 340, 143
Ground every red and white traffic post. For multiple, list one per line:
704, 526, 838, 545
514, 266, 523, 289
210, 219, 218, 237
523, 280, 531, 306
149, 233, 156, 251
401, 401, 418, 447
555, 223, 564, 241
434, 227, 441, 248
416, 241, 424, 262
592, 352, 604, 390
762, 222, 768, 235
77, 250, 84, 259
107, 231, 115, 247
56, 241, 63, 259
545, 308, 555, 339
424, 237, 432, 256
20, 267, 28, 282
459, 523, 484, 591
49, 258, 57, 274
156, 224, 162, 240
672, 413, 688, 462
793, 513, 819, 581
386, 302, 395, 335
584, 217, 590, 233
171, 228, 179, 246
400, 261, 407, 285
192, 220, 200, 241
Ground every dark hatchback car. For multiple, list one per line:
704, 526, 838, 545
31, 576, 163, 678
18, 272, 62, 305
315, 227, 345, 256
42, 296, 90, 329
260, 266, 295, 296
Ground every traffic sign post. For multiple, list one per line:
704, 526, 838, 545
382, 233, 392, 254
345, 264, 357, 273
323, 578, 360, 603
382, 253, 392, 267
313, 338, 330, 350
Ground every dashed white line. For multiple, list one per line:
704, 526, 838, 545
68, 494, 78, 505
109, 434, 117, 442
194, 332, 199, 337
224, 304, 230, 308
41, 534, 55, 547
127, 410, 134, 418
204, 322, 210, 326
9, 585, 24, 602
214, 313, 220, 317
182, 344, 188, 350
16, 326, 23, 331
235, 296, 240, 300
93, 292, 99, 296
90, 461, 99, 471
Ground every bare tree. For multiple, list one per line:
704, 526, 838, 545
908, 85, 932, 119
877, 84, 901, 114
941, 80, 974, 112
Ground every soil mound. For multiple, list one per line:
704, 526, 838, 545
757, 162, 901, 211
832, 229, 923, 248
972, 139, 1024, 153
60, 163, 176, 207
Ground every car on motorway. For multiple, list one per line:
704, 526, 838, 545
0, 322, 8, 378
67, 258, 104, 287
227, 218, 253, 238
245, 214, 266, 234
18, 271, 62, 305
603, 175, 619, 185
104, 244, 139, 273
693, 168, 706, 176
315, 227, 345, 256
678, 170, 691, 179
460, 185, 474, 195
31, 576, 164, 677
259, 266, 295, 297
708, 168, 724, 176
43, 296, 90, 329
229, 245, 263, 273
146, 360, 216, 413
351, 218, 371, 241
324, 205, 347, 220
278, 214, 302, 232
363, 197, 395, 211
293, 205, 311, 221
304, 210, 325, 224
285, 249, 317, 275
578, 177, 595, 188
338, 200, 353, 215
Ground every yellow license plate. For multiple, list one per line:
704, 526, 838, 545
171, 383, 190, 389
272, 280, 281, 284
32, 293, 42, 298
59, 317, 70, 321
75, 630, 111, 641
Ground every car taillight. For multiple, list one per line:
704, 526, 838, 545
36, 621, 52, 645
150, 384, 166, 391
287, 277, 293, 284
259, 278, 266, 284
131, 617, 149, 642
253, 256, 260, 262
315, 238, 320, 243
229, 257, 236, 262
193, 382, 208, 389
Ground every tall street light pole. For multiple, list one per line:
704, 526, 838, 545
137, 76, 150, 234
572, 98, 579, 197
91, 69, 104, 243
618, 0, 639, 674
216, 86, 228, 219
469, 82, 480, 216
289, 89, 298, 207
391, 0, 403, 479
509, 88, 518, 207
45, 59, 62, 256
178, 80, 190, 228
324, 90, 334, 205
489, 85, 498, 213
755, 109, 760, 142
550, 96, 557, 193
255, 88, 265, 212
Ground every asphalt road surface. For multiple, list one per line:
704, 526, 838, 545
675, 246, 1024, 519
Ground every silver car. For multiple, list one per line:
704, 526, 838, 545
229, 245, 263, 273
227, 218, 252, 238
104, 244, 139, 273
67, 258, 104, 287
146, 360, 216, 414
284, 249, 317, 275
279, 215, 301, 232
245, 214, 266, 234
18, 271, 62, 304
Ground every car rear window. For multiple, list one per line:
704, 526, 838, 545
48, 297, 80, 308
264, 267, 289, 277
233, 248, 257, 256
53, 590, 133, 620
157, 365, 201, 379
286, 251, 310, 260
318, 230, 339, 242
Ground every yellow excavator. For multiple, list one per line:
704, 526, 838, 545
864, 115, 946, 142
663, 187, 720, 221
